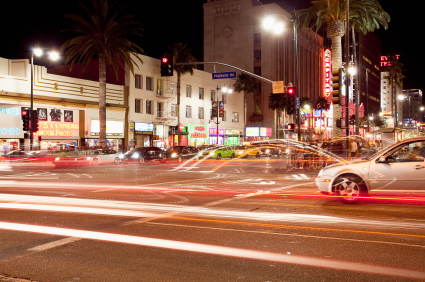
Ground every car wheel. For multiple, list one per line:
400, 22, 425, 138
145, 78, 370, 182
178, 156, 182, 163
333, 175, 367, 203
230, 153, 235, 159
139, 157, 145, 163
256, 152, 260, 158
92, 158, 99, 166
114, 158, 120, 165
217, 153, 222, 160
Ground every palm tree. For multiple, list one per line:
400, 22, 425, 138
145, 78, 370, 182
268, 93, 287, 139
234, 73, 259, 132
297, 0, 390, 137
384, 57, 405, 125
315, 96, 331, 136
169, 43, 196, 145
61, 0, 144, 148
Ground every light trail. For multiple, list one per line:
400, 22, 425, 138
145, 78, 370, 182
0, 221, 424, 280
1, 194, 425, 230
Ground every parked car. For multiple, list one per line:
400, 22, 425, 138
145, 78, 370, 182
163, 146, 200, 162
259, 145, 283, 157
316, 137, 425, 203
120, 146, 164, 163
201, 146, 236, 159
53, 149, 121, 166
234, 145, 261, 158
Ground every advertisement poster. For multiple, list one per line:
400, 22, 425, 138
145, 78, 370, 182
134, 122, 153, 135
211, 102, 218, 118
219, 101, 224, 117
245, 127, 260, 137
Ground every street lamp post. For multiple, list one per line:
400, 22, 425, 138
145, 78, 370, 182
30, 47, 59, 150
213, 85, 232, 145
262, 11, 300, 141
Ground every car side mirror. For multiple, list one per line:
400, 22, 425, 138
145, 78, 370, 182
378, 156, 386, 163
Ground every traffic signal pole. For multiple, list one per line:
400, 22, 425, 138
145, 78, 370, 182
30, 54, 34, 151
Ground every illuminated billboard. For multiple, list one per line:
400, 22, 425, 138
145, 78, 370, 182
245, 127, 260, 137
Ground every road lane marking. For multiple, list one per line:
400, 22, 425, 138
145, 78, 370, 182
28, 237, 81, 252
93, 189, 115, 193
1, 221, 424, 280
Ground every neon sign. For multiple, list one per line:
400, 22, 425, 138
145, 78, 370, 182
209, 128, 224, 135
33, 122, 79, 137
380, 54, 400, 67
324, 49, 331, 97
195, 126, 206, 131
0, 107, 20, 115
191, 132, 207, 138
0, 128, 20, 134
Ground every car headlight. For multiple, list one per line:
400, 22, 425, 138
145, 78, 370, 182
266, 149, 270, 153
55, 157, 60, 161
198, 152, 202, 156
285, 149, 290, 153
119, 154, 124, 159
87, 157, 91, 160
131, 153, 139, 159
171, 152, 177, 158
209, 152, 214, 156
238, 151, 243, 154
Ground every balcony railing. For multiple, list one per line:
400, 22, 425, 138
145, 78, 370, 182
156, 111, 176, 120
156, 89, 174, 99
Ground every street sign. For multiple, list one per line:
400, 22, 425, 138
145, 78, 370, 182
272, 81, 284, 94
296, 97, 300, 109
212, 72, 236, 79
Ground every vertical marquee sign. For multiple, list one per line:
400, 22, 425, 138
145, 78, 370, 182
324, 49, 332, 97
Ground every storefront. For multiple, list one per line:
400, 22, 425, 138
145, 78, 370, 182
187, 124, 209, 147
86, 119, 124, 151
245, 127, 272, 142
224, 129, 240, 146
209, 128, 224, 145
169, 124, 188, 147
0, 104, 24, 153
134, 122, 153, 147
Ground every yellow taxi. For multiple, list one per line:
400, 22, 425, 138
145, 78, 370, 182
234, 145, 261, 158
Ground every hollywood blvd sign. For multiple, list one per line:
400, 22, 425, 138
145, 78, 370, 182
324, 49, 331, 97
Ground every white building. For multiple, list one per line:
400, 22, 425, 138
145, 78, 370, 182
380, 71, 403, 127
125, 54, 244, 148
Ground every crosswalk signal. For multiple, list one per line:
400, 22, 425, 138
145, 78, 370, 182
33, 110, 39, 133
287, 87, 296, 115
160, 55, 173, 77
287, 123, 295, 132
332, 69, 345, 105
21, 107, 30, 132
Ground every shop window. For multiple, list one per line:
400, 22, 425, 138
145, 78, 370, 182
146, 77, 153, 91
186, 85, 192, 98
211, 90, 216, 102
198, 107, 204, 119
146, 100, 153, 114
186, 106, 192, 118
135, 74, 142, 89
222, 111, 226, 121
135, 99, 142, 113
233, 112, 239, 122
199, 88, 204, 100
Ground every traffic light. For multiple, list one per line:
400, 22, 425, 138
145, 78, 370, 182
21, 107, 30, 132
32, 110, 39, 133
332, 68, 346, 105
160, 55, 173, 77
287, 87, 296, 115
287, 123, 295, 132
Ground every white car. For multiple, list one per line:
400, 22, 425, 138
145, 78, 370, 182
316, 137, 425, 203
54, 149, 121, 166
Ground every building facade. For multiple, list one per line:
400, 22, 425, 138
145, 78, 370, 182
203, 0, 324, 140
401, 89, 423, 126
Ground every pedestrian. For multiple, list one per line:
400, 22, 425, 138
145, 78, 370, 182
350, 139, 358, 159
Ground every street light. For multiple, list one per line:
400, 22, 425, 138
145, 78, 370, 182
30, 46, 60, 149
262, 12, 300, 141
421, 106, 425, 111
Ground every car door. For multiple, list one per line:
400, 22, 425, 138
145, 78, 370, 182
369, 141, 425, 191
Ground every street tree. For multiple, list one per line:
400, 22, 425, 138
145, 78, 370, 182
61, 0, 144, 148
169, 43, 196, 144
384, 56, 406, 125
315, 96, 331, 136
297, 0, 390, 137
234, 73, 259, 131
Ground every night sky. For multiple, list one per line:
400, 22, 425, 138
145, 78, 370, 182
0, 0, 421, 92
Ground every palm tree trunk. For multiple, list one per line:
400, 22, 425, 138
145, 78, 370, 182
98, 53, 107, 148
328, 19, 345, 138
274, 108, 277, 139
244, 92, 247, 138
177, 71, 181, 145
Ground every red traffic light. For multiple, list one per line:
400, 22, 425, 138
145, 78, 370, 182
162, 57, 168, 63
287, 87, 296, 95
22, 110, 28, 116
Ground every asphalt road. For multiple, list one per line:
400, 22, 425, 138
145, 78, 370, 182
0, 156, 425, 281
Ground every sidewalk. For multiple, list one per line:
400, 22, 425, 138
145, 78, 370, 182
0, 274, 36, 282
